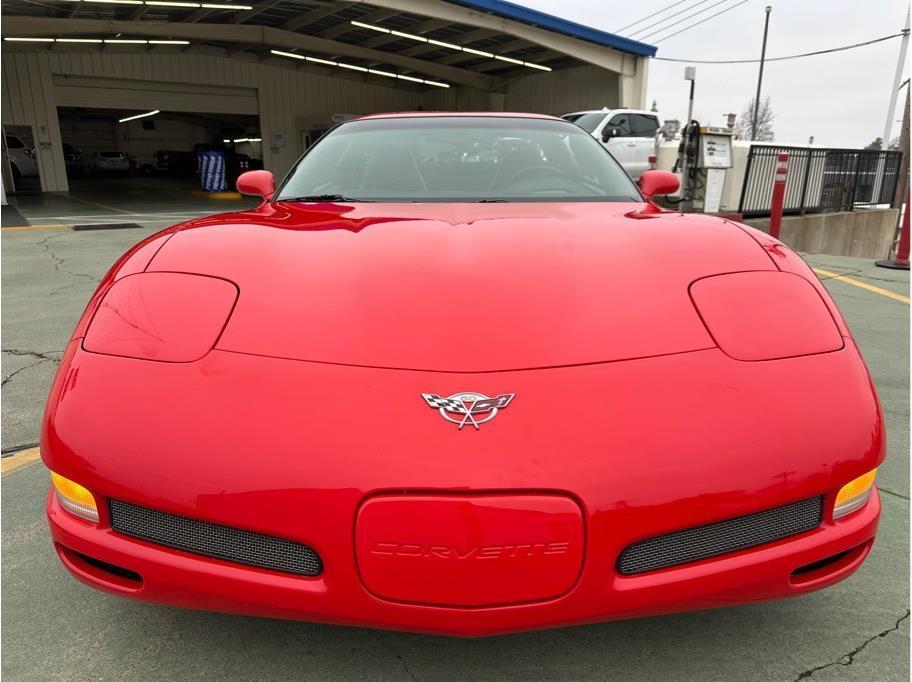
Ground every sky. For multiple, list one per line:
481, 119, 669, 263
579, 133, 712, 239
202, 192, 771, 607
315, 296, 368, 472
521, 0, 909, 148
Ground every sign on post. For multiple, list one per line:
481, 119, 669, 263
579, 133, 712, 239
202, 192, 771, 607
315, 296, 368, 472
198, 151, 226, 193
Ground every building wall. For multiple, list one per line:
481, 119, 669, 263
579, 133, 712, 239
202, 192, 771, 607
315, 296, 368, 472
2, 50, 421, 191
420, 65, 620, 115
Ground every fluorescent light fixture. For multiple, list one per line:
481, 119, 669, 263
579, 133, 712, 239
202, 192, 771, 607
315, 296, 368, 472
270, 49, 450, 88
222, 139, 231, 143
494, 55, 524, 65
148, 39, 190, 44
5, 36, 192, 45
270, 49, 304, 60
248, 138, 262, 142
56, 38, 104, 43
118, 109, 159, 123
523, 62, 552, 71
104, 39, 148, 43
145, 1, 200, 6
233, 137, 249, 143
391, 30, 426, 42
201, 3, 253, 8
351, 21, 387, 33
86, 0, 142, 4
427, 38, 460, 50
304, 56, 337, 66
4, 37, 55, 42
461, 46, 493, 58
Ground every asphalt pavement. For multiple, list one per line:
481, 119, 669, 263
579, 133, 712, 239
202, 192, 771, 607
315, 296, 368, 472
1, 196, 908, 680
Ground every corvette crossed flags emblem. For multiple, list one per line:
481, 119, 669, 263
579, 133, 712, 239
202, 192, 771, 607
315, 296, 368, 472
421, 392, 515, 430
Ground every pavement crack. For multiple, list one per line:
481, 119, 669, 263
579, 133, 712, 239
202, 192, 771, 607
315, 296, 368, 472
1, 359, 48, 387
1, 349, 63, 386
877, 486, 910, 500
386, 643, 418, 681
36, 235, 101, 295
795, 610, 909, 679
2, 349, 62, 362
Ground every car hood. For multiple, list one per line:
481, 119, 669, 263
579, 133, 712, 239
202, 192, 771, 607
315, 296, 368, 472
148, 202, 776, 372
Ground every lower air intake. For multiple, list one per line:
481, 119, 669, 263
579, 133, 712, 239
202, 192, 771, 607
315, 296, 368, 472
109, 499, 322, 576
617, 496, 824, 575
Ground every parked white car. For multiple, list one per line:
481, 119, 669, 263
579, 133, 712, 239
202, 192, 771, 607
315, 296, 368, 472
562, 108, 661, 179
5, 134, 39, 186
86, 150, 130, 177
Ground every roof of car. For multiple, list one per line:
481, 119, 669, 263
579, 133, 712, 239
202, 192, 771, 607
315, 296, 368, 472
354, 112, 566, 121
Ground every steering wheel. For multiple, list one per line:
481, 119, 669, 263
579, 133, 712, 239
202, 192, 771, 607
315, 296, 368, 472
503, 164, 573, 187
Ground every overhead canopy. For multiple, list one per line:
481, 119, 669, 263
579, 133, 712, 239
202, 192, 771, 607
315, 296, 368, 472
2, 0, 656, 92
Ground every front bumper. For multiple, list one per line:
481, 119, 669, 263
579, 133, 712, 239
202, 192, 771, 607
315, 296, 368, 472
49, 486, 879, 636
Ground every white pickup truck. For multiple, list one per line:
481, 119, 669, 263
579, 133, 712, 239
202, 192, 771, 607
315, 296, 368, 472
561, 108, 661, 179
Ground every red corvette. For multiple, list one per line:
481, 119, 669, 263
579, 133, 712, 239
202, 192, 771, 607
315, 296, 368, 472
42, 113, 883, 636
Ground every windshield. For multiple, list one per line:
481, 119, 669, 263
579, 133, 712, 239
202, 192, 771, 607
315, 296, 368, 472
276, 116, 641, 203
564, 113, 606, 134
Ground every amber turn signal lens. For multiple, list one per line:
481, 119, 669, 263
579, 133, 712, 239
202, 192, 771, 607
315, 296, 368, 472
833, 469, 877, 519
50, 471, 99, 523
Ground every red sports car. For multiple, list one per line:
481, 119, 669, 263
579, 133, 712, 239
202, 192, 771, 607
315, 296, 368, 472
42, 113, 883, 636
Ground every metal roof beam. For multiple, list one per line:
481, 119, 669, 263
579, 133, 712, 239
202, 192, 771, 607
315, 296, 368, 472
3, 16, 505, 90
320, 8, 399, 40
282, 1, 347, 31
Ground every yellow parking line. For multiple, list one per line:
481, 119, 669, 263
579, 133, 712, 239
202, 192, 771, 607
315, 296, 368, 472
1, 447, 42, 475
64, 194, 134, 215
813, 268, 910, 304
1, 224, 73, 231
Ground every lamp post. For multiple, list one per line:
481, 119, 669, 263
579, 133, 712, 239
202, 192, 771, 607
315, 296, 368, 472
751, 6, 772, 141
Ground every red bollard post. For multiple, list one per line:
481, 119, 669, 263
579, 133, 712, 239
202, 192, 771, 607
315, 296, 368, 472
768, 153, 788, 240
875, 186, 911, 270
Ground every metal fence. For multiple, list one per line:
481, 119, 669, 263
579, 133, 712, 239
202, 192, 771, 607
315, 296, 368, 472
738, 145, 902, 217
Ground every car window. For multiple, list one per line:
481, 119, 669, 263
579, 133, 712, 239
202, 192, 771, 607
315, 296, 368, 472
630, 114, 660, 137
605, 114, 633, 137
277, 116, 641, 203
565, 113, 606, 134
5, 136, 24, 149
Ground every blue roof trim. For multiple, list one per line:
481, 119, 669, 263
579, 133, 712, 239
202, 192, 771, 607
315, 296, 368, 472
442, 0, 658, 57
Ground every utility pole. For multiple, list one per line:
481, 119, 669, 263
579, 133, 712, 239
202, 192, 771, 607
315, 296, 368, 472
751, 6, 772, 140
876, 81, 910, 269
894, 83, 909, 211
883, 7, 910, 146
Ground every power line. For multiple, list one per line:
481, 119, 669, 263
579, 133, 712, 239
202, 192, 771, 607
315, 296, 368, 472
615, 0, 695, 34
627, 0, 715, 39
655, 31, 905, 62
650, 0, 752, 44
632, 0, 732, 40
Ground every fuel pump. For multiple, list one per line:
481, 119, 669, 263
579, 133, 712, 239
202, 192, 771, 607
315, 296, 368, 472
672, 124, 734, 214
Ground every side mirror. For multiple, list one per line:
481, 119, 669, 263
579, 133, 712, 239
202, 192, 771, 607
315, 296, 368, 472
236, 170, 275, 199
601, 126, 622, 142
637, 170, 680, 200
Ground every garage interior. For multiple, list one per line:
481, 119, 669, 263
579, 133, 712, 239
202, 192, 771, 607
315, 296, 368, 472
1, 0, 655, 199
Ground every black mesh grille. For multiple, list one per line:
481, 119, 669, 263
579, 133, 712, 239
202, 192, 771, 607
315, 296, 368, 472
109, 500, 322, 576
617, 496, 824, 575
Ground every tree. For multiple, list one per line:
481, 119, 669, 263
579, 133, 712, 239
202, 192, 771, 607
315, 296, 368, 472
734, 96, 775, 141
865, 136, 900, 150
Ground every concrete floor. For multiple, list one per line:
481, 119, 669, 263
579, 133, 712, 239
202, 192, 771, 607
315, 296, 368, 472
1, 192, 909, 680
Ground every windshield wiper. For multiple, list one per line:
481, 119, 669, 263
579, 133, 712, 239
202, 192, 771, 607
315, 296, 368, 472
280, 194, 370, 203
